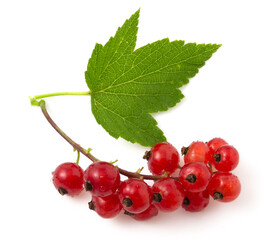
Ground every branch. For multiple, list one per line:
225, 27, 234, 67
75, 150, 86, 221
37, 99, 177, 181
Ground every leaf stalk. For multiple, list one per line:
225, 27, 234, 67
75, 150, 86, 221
30, 91, 91, 102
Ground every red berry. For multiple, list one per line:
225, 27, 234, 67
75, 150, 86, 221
152, 178, 185, 212
182, 190, 210, 212
182, 141, 210, 164
207, 172, 241, 202
179, 162, 211, 192
84, 162, 120, 197
211, 145, 239, 172
52, 162, 84, 197
207, 137, 228, 154
125, 204, 159, 221
147, 142, 179, 175
118, 179, 152, 214
88, 193, 122, 218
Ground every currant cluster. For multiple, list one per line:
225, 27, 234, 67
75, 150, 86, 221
52, 137, 241, 221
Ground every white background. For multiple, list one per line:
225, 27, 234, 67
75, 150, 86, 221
1, 0, 277, 239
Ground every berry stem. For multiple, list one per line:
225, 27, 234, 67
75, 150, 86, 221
36, 99, 177, 181
75, 150, 81, 165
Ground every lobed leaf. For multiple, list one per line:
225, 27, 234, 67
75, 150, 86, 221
85, 9, 220, 146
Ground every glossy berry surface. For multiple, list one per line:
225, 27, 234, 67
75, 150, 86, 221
52, 162, 84, 197
183, 141, 210, 164
152, 178, 185, 212
207, 172, 241, 202
125, 204, 159, 221
207, 137, 228, 154
118, 179, 152, 214
84, 161, 120, 197
182, 190, 210, 212
147, 142, 179, 175
179, 162, 211, 192
211, 145, 239, 172
88, 193, 122, 218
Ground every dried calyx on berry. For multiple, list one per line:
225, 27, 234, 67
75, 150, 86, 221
58, 187, 68, 196
84, 181, 93, 191
181, 146, 189, 156
142, 151, 151, 160
213, 192, 224, 200
214, 154, 221, 163
122, 198, 133, 207
153, 193, 162, 203
183, 197, 190, 206
88, 201, 95, 210
185, 174, 197, 183
124, 211, 135, 216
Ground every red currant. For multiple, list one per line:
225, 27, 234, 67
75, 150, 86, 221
152, 178, 185, 212
146, 142, 179, 175
118, 179, 152, 214
52, 162, 84, 197
88, 193, 122, 218
207, 137, 228, 154
84, 161, 120, 197
182, 190, 209, 212
211, 145, 239, 172
124, 204, 159, 221
207, 172, 241, 202
182, 141, 210, 164
179, 162, 211, 192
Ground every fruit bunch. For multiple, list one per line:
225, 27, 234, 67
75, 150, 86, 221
52, 137, 241, 221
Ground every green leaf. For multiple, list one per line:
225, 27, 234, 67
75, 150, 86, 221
85, 9, 221, 146
85, 9, 139, 91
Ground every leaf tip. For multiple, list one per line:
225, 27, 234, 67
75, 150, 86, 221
213, 43, 222, 52
131, 8, 140, 20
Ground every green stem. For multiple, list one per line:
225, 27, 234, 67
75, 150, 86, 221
33, 91, 91, 100
76, 150, 80, 165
